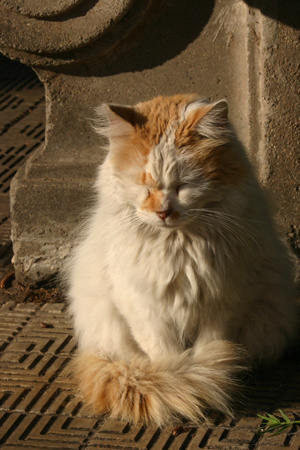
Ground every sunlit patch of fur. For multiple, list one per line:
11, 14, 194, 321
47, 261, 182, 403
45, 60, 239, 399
110, 133, 150, 173
140, 172, 157, 188
96, 95, 247, 186
141, 189, 164, 213
135, 94, 199, 146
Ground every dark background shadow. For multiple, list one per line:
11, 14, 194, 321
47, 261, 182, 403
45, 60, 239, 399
62, 0, 215, 76
57, 0, 300, 78
244, 0, 300, 29
242, 340, 300, 415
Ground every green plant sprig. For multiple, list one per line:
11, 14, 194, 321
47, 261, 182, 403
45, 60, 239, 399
258, 410, 300, 436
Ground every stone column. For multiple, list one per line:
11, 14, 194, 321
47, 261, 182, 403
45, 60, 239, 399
0, 0, 299, 285
245, 0, 300, 281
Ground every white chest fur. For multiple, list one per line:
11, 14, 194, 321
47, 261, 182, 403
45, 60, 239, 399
107, 221, 217, 345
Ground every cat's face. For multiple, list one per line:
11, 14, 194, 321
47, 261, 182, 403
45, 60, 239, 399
132, 143, 223, 229
98, 95, 247, 229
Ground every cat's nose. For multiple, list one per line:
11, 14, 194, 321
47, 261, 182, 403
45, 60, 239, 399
156, 209, 172, 221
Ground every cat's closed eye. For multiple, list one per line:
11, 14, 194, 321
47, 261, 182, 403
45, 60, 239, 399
176, 184, 188, 194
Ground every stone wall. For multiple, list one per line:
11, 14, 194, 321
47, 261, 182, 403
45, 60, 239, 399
0, 0, 299, 285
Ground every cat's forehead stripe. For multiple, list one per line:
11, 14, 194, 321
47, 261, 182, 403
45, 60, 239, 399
136, 94, 198, 147
111, 95, 200, 173
110, 94, 247, 185
175, 105, 212, 149
136, 95, 247, 185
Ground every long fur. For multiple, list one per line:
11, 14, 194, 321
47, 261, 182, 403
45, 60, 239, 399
71, 341, 246, 426
67, 94, 298, 425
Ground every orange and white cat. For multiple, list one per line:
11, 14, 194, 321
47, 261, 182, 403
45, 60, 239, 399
67, 94, 298, 425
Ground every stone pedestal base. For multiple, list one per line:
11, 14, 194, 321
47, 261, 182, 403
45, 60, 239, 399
1, 0, 299, 284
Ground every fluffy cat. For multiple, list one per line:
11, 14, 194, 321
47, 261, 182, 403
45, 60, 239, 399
67, 94, 298, 425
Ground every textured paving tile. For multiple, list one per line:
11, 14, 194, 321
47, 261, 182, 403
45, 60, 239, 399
0, 301, 300, 449
0, 53, 46, 274
0, 54, 45, 197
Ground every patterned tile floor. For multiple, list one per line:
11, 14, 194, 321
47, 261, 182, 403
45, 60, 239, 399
0, 301, 300, 449
0, 53, 45, 279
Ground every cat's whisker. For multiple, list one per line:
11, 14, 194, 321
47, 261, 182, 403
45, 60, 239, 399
121, 217, 143, 228
202, 213, 257, 241
190, 208, 261, 250
187, 211, 259, 259
192, 208, 263, 225
185, 213, 236, 258
205, 217, 258, 257
99, 212, 142, 232
200, 210, 260, 234
213, 217, 261, 254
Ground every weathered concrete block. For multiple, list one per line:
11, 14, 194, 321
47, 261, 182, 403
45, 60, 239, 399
1, 0, 299, 284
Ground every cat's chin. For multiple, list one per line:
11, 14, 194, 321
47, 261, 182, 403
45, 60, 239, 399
136, 212, 189, 230
144, 219, 188, 230
156, 222, 179, 229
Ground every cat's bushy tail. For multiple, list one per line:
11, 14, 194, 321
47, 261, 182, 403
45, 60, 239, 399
71, 341, 247, 426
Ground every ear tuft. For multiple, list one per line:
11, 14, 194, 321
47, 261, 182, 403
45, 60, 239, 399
103, 104, 137, 127
210, 100, 228, 122
94, 103, 142, 140
196, 99, 230, 140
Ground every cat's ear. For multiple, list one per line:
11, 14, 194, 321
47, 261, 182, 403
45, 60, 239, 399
95, 103, 142, 140
205, 100, 228, 124
190, 100, 230, 140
